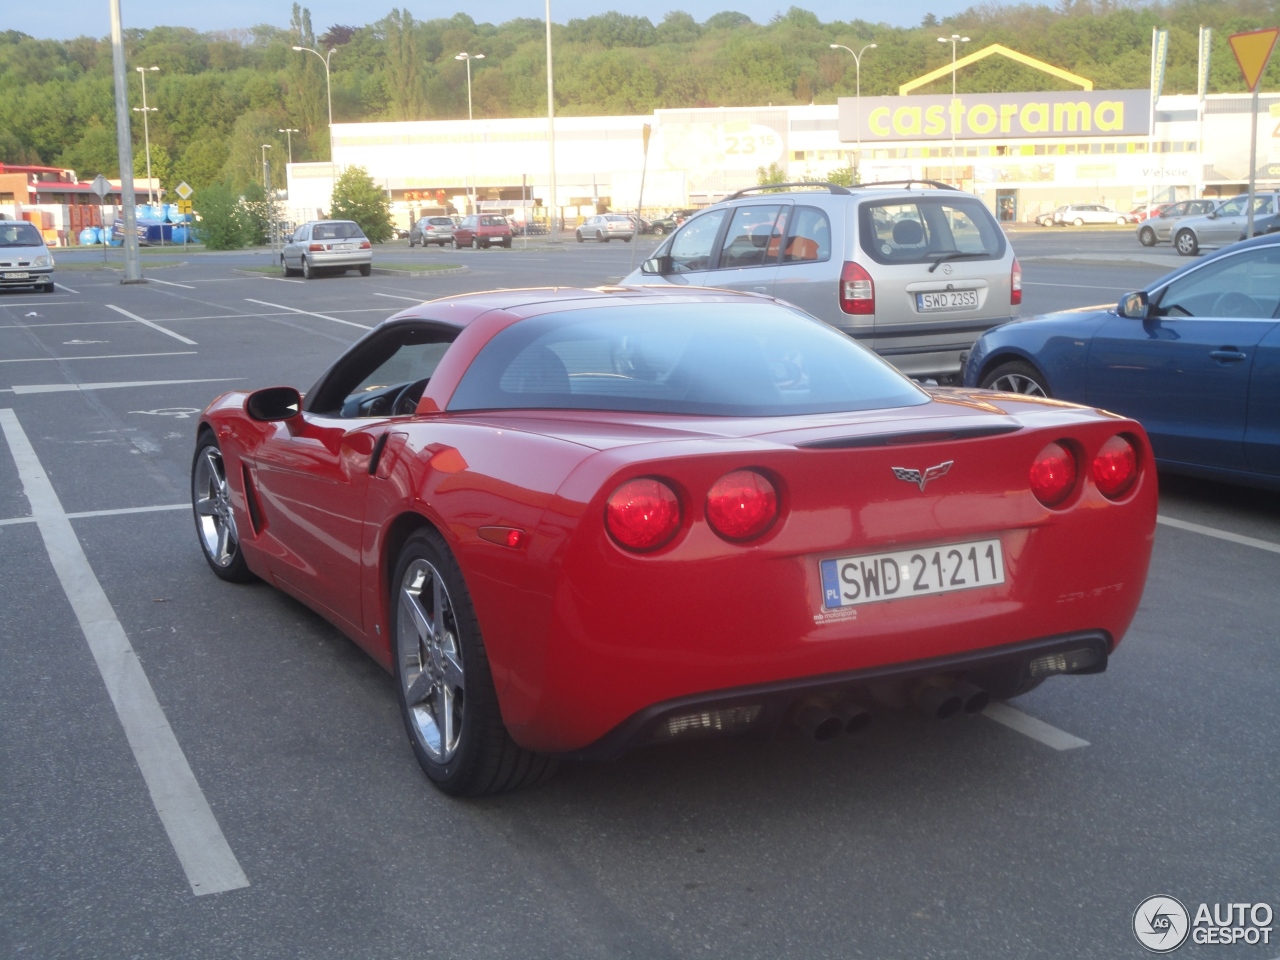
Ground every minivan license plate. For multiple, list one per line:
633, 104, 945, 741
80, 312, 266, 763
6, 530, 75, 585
820, 538, 1004, 609
917, 290, 978, 311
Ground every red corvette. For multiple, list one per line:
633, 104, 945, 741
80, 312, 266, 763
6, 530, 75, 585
192, 287, 1156, 795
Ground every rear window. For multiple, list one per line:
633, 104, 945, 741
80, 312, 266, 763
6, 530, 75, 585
0, 222, 44, 246
480, 216, 507, 226
313, 222, 365, 240
448, 302, 926, 417
859, 196, 1004, 266
428, 217, 453, 226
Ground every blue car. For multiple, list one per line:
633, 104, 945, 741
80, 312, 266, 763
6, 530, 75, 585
964, 233, 1280, 491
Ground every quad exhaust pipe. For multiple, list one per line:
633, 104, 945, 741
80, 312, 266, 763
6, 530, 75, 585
912, 678, 989, 719
792, 698, 872, 741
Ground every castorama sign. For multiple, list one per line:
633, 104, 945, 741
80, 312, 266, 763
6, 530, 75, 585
838, 91, 1151, 142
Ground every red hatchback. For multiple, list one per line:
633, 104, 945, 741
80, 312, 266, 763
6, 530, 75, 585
192, 287, 1156, 796
452, 214, 512, 249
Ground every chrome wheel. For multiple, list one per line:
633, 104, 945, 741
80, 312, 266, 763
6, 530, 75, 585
191, 440, 253, 582
989, 372, 1046, 396
397, 558, 465, 763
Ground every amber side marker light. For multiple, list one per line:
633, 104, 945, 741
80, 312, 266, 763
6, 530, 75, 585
1030, 441, 1077, 507
606, 478, 681, 551
1092, 435, 1138, 499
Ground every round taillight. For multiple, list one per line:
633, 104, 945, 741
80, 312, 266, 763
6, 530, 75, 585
1092, 435, 1138, 499
706, 469, 779, 541
1029, 441, 1077, 507
606, 478, 681, 551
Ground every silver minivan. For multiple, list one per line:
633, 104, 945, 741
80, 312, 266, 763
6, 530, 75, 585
622, 182, 1019, 380
0, 220, 56, 293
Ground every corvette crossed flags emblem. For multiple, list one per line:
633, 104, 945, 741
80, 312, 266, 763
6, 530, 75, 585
891, 460, 954, 492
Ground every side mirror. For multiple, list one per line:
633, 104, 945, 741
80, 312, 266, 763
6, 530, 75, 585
247, 386, 302, 422
640, 255, 672, 276
1118, 291, 1149, 320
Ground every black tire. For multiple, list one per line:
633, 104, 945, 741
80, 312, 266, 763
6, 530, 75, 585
576, 231, 584, 243
191, 435, 256, 583
43, 281, 56, 293
501, 238, 511, 248
1115, 217, 1127, 225
453, 237, 462, 249
1138, 226, 1156, 247
470, 237, 478, 249
301, 256, 313, 279
1174, 229, 1199, 257
390, 529, 555, 796
979, 359, 1051, 398
408, 238, 416, 248
652, 225, 665, 236
596, 231, 606, 242
1072, 217, 1085, 227
359, 263, 371, 277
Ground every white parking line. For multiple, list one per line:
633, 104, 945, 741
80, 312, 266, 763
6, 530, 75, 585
983, 702, 1090, 750
54, 282, 80, 294
105, 304, 198, 345
0, 503, 188, 526
145, 278, 197, 289
373, 292, 426, 303
244, 298, 371, 329
0, 351, 196, 364
0, 409, 249, 896
1, 377, 240, 395
1157, 515, 1280, 555
259, 276, 304, 284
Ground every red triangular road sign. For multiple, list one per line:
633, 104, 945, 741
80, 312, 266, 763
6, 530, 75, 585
1229, 28, 1279, 91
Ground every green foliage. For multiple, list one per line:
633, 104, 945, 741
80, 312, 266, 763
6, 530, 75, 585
757, 162, 788, 185
330, 165, 393, 242
5, 0, 1280, 176
238, 181, 270, 246
194, 184, 248, 249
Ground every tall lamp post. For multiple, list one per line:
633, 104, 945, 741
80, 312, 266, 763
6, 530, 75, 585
829, 43, 876, 179
132, 66, 159, 205
938, 34, 969, 186
454, 52, 485, 214
278, 128, 300, 164
291, 45, 336, 176
545, 0, 558, 242
261, 144, 272, 189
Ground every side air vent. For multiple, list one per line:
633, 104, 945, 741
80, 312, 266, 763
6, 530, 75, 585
241, 464, 266, 535
798, 425, 1021, 450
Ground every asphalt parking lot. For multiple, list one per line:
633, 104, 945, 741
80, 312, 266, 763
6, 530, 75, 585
2, 230, 1277, 959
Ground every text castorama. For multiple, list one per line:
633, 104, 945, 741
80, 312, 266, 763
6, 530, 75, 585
837, 90, 1151, 142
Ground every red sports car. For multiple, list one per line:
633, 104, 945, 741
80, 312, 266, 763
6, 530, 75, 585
192, 287, 1156, 796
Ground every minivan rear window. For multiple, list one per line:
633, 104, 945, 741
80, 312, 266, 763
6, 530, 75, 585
858, 197, 1005, 266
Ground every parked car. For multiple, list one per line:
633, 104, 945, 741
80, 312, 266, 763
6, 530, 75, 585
1170, 192, 1280, 255
1135, 198, 1218, 247
453, 214, 512, 249
281, 220, 372, 279
192, 285, 1156, 796
576, 214, 636, 242
965, 232, 1280, 491
409, 216, 456, 247
623, 180, 1020, 381
1035, 206, 1068, 227
1129, 202, 1173, 222
0, 220, 55, 293
1053, 203, 1133, 226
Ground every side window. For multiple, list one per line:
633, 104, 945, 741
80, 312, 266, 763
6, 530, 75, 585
781, 206, 831, 264
716, 205, 785, 270
293, 226, 309, 242
1216, 197, 1245, 217
668, 210, 727, 273
1157, 247, 1280, 319
304, 325, 459, 418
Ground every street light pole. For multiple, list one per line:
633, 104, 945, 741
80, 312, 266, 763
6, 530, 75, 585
261, 144, 272, 189
291, 46, 336, 176
829, 43, 876, 180
278, 128, 299, 164
132, 66, 159, 205
938, 34, 969, 186
545, 0, 559, 242
454, 52, 485, 215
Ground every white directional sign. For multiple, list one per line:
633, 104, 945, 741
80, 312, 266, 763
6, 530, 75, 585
90, 174, 112, 199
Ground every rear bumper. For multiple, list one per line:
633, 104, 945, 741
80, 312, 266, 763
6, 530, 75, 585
563, 630, 1110, 760
310, 251, 372, 267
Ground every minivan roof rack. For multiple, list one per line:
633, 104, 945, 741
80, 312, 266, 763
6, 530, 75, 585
725, 182, 852, 201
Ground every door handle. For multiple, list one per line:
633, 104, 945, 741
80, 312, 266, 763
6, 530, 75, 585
1208, 348, 1246, 362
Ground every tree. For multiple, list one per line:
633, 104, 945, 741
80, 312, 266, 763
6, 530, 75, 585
194, 183, 247, 250
134, 142, 175, 197
330, 165, 393, 242
382, 9, 426, 120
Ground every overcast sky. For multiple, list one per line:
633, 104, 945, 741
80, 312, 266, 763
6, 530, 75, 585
45, 1, 972, 41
